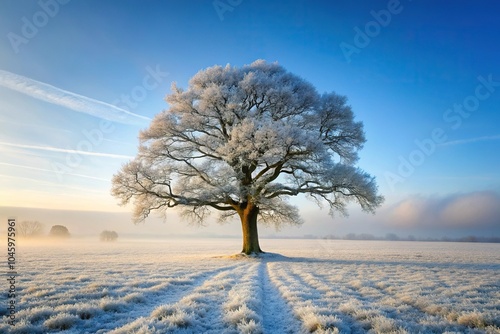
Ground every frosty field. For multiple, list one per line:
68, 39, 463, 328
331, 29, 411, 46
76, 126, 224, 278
2, 239, 499, 334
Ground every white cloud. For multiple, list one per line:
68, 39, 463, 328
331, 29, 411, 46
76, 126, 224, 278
387, 197, 430, 228
0, 69, 151, 125
385, 191, 500, 229
439, 192, 499, 228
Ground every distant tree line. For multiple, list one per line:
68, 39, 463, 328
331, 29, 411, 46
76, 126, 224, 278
100, 230, 118, 242
15, 221, 71, 239
321, 233, 500, 243
14, 221, 119, 241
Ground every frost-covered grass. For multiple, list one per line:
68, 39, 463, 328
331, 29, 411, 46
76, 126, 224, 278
1, 239, 499, 333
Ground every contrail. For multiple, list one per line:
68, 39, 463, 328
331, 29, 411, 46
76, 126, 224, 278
0, 69, 151, 125
441, 134, 500, 146
0, 142, 134, 159
0, 162, 110, 182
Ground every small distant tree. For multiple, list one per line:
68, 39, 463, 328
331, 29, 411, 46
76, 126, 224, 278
344, 233, 357, 240
100, 230, 118, 242
17, 220, 44, 238
461, 235, 478, 243
49, 225, 70, 238
359, 233, 375, 240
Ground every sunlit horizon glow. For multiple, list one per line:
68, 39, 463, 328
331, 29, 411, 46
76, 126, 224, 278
0, 1, 499, 238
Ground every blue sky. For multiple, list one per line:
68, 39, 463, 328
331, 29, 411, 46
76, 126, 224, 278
1, 0, 499, 238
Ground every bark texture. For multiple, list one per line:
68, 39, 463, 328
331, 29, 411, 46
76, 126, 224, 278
237, 203, 263, 254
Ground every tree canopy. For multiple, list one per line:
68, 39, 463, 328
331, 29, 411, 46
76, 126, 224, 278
49, 225, 70, 238
112, 60, 383, 253
100, 230, 118, 242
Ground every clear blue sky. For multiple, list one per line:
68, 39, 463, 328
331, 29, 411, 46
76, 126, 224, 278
1, 0, 499, 238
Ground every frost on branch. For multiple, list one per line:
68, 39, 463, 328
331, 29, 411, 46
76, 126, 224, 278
111, 59, 383, 229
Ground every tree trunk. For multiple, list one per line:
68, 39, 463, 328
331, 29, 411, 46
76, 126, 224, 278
238, 203, 263, 255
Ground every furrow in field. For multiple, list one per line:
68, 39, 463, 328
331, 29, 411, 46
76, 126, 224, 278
108, 261, 257, 334
373, 266, 500, 331
267, 261, 366, 334
260, 261, 302, 334
11, 262, 243, 334
316, 261, 499, 333
293, 264, 420, 333
222, 261, 264, 333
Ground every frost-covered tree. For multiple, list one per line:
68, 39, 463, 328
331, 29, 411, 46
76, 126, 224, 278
49, 225, 70, 238
100, 230, 118, 242
17, 220, 44, 238
112, 60, 383, 254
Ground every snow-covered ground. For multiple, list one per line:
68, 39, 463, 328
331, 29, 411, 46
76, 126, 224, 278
2, 238, 499, 333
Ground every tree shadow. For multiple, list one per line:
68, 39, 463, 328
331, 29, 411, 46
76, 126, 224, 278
213, 251, 499, 271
